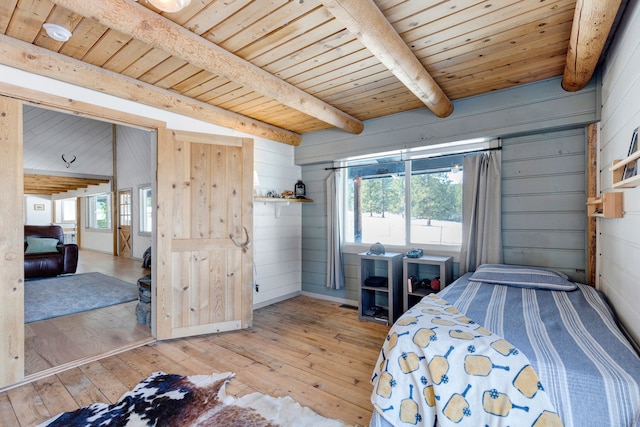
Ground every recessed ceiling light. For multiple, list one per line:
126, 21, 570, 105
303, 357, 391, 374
147, 0, 191, 13
43, 23, 72, 42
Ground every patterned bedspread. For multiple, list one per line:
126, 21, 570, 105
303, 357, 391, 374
370, 293, 562, 426
371, 273, 640, 427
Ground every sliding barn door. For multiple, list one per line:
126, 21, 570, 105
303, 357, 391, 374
156, 129, 253, 340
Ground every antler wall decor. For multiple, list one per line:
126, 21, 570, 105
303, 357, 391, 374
62, 154, 76, 168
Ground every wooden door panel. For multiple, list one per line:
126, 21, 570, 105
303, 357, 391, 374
156, 129, 252, 340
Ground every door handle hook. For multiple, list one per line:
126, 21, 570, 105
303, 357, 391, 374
230, 226, 251, 252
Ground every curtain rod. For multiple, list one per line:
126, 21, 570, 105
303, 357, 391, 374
324, 146, 501, 171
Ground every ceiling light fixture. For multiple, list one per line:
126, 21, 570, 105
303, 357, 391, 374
43, 23, 72, 42
147, 0, 191, 12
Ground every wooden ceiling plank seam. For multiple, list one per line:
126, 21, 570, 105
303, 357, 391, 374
50, 0, 364, 134
380, 0, 453, 23
185, 76, 229, 100
420, 9, 575, 72
103, 38, 152, 74
203, 0, 290, 48
320, 0, 453, 117
439, 38, 571, 79
319, 76, 401, 104
234, 5, 332, 63
300, 62, 394, 99
442, 53, 568, 98
182, 0, 247, 37
215, 91, 269, 112
295, 58, 390, 94
408, 1, 575, 62
387, 0, 486, 36
172, 69, 220, 95
6, 0, 53, 43
400, 0, 573, 67
155, 63, 208, 90
218, 0, 320, 56
0, 34, 302, 145
267, 29, 360, 81
0, 0, 20, 34
197, 82, 248, 105
59, 16, 109, 60
137, 55, 189, 86
428, 22, 574, 78
281, 45, 375, 86
81, 28, 134, 67
121, 48, 172, 80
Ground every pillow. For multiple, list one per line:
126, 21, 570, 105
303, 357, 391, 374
25, 236, 60, 254
469, 264, 577, 291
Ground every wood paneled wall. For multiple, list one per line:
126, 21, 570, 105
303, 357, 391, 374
501, 129, 587, 282
253, 140, 304, 308
598, 0, 640, 346
23, 106, 113, 176
298, 77, 597, 302
296, 76, 599, 166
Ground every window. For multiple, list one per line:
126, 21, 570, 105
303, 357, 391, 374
54, 198, 77, 223
344, 143, 482, 247
87, 193, 112, 230
139, 186, 153, 234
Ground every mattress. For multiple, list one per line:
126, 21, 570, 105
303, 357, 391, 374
370, 271, 640, 427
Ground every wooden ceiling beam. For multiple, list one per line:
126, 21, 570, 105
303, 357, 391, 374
319, 0, 453, 118
0, 35, 301, 146
50, 0, 364, 136
562, 0, 623, 91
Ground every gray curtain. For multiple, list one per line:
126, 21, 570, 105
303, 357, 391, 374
326, 170, 345, 289
460, 151, 503, 275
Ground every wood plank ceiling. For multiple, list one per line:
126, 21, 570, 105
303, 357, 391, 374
23, 174, 110, 195
0, 0, 624, 146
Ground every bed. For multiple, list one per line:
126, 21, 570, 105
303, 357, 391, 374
370, 264, 640, 427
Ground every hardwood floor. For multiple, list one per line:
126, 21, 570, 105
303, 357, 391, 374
24, 250, 152, 377
2, 296, 389, 427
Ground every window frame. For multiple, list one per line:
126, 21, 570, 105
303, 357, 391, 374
86, 193, 112, 231
339, 138, 496, 256
138, 185, 153, 236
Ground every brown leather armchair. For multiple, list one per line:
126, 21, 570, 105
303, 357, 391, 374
24, 225, 79, 279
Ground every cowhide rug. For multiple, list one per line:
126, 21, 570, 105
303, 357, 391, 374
39, 371, 351, 427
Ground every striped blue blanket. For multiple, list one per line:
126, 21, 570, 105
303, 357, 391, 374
371, 272, 640, 427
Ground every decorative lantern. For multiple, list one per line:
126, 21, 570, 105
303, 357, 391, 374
294, 180, 306, 199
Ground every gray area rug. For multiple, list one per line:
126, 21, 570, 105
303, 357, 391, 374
25, 272, 138, 323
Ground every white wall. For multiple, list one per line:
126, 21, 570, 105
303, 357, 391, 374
253, 140, 303, 307
23, 195, 52, 225
116, 125, 154, 260
598, 0, 640, 345
2, 64, 302, 308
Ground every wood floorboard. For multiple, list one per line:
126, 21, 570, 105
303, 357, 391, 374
1, 296, 390, 427
24, 250, 152, 377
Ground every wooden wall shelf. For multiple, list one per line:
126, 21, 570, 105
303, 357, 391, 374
586, 192, 623, 218
611, 152, 640, 188
254, 197, 313, 203
254, 197, 313, 217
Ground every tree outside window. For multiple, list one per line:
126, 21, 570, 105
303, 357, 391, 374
345, 154, 463, 246
87, 193, 112, 230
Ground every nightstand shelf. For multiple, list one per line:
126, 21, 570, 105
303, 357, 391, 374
357, 252, 403, 326
403, 255, 453, 311
586, 192, 623, 218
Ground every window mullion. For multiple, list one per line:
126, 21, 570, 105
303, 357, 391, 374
405, 160, 411, 245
